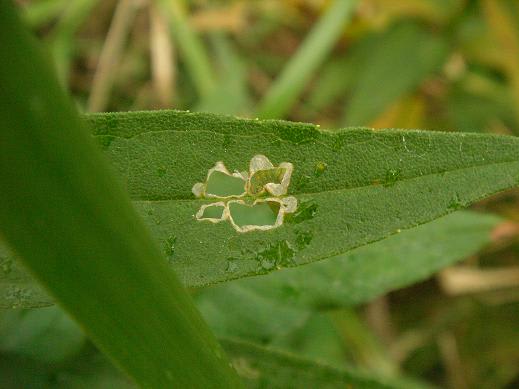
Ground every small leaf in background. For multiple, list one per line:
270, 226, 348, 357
195, 33, 251, 115
221, 338, 432, 389
0, 306, 85, 364
343, 22, 449, 126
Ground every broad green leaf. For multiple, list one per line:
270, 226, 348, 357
343, 22, 448, 126
445, 73, 517, 133
196, 211, 500, 343
269, 312, 347, 368
0, 3, 242, 388
0, 343, 136, 389
216, 211, 501, 309
21, 0, 67, 28
0, 329, 422, 389
2, 107, 519, 307
0, 304, 420, 389
88, 110, 519, 286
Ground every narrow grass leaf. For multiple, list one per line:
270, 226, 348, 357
0, 4, 242, 388
257, 0, 358, 119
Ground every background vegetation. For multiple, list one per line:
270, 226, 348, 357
1, 0, 519, 388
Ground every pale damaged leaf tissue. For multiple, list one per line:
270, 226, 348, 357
192, 155, 298, 232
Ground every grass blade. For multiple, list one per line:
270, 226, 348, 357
257, 0, 358, 119
0, 3, 242, 388
157, 0, 216, 98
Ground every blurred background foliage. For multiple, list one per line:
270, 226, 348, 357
2, 0, 519, 388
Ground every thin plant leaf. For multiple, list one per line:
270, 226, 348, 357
257, 0, 358, 119
46, 0, 100, 84
0, 4, 242, 388
87, 0, 139, 112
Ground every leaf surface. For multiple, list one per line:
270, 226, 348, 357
221, 211, 501, 309
221, 338, 431, 389
2, 110, 519, 307
89, 110, 519, 286
196, 211, 500, 343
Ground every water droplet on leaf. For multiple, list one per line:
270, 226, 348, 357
383, 169, 401, 187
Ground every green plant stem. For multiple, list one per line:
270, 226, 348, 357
0, 2, 242, 388
257, 0, 357, 119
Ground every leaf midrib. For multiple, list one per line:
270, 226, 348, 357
128, 158, 519, 202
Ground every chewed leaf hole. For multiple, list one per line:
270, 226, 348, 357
228, 201, 280, 228
193, 155, 298, 232
196, 202, 227, 223
201, 204, 225, 219
206, 171, 246, 197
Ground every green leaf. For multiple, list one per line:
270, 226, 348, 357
195, 211, 500, 343
257, 0, 358, 119
0, 312, 425, 389
221, 338, 431, 389
2, 107, 519, 308
0, 3, 242, 388
343, 22, 449, 126
217, 211, 502, 310
88, 110, 519, 283
0, 306, 85, 364
194, 33, 251, 115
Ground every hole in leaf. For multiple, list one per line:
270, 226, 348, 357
196, 202, 227, 223
228, 201, 281, 228
201, 204, 225, 219
206, 171, 246, 197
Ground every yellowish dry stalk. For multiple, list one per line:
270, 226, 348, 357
88, 0, 139, 112
150, 4, 175, 108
